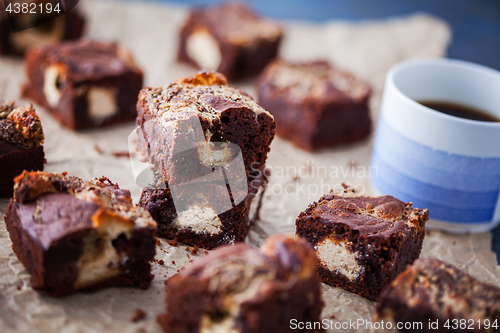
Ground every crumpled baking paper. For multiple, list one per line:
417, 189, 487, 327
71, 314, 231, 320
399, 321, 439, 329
1, 1, 498, 332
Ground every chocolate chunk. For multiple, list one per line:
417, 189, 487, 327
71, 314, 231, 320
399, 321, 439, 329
157, 234, 323, 333
0, 101, 45, 196
178, 2, 282, 81
258, 59, 372, 151
296, 187, 428, 300
4, 171, 157, 297
22, 40, 143, 130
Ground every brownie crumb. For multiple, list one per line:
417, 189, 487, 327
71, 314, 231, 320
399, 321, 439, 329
329, 314, 336, 319
111, 151, 130, 158
172, 261, 176, 265
156, 239, 161, 246
157, 260, 164, 265
191, 245, 199, 255
168, 239, 178, 247
132, 309, 147, 323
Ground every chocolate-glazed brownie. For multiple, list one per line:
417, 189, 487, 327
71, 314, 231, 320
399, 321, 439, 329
138, 165, 268, 250
22, 40, 143, 130
373, 259, 500, 333
0, 101, 44, 196
157, 234, 324, 333
0, 0, 85, 56
4, 171, 157, 297
296, 186, 428, 300
257, 59, 372, 151
178, 1, 283, 81
136, 71, 275, 185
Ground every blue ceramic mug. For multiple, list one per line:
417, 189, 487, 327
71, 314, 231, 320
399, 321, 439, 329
370, 59, 500, 233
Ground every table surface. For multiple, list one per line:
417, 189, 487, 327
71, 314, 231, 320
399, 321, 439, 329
155, 0, 500, 262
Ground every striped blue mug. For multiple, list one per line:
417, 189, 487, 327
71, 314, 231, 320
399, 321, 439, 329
370, 59, 500, 233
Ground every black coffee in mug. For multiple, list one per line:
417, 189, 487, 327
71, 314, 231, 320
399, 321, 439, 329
418, 100, 500, 122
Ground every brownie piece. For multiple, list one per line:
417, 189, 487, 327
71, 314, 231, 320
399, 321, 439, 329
0, 101, 45, 196
138, 165, 268, 250
257, 59, 372, 151
4, 171, 157, 297
136, 71, 275, 185
157, 234, 324, 333
178, 2, 283, 81
22, 40, 143, 130
0, 0, 85, 56
296, 186, 428, 300
374, 259, 500, 333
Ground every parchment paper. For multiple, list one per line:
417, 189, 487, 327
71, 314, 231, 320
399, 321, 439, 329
1, 1, 499, 332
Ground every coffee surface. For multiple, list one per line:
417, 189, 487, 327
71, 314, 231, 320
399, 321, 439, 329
418, 100, 499, 122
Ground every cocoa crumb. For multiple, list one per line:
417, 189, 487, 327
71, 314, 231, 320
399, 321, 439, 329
111, 151, 130, 158
94, 144, 103, 154
131, 309, 147, 323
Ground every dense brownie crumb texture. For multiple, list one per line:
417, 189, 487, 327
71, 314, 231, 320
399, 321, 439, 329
137, 71, 275, 249
0, 0, 85, 56
158, 234, 324, 333
178, 1, 283, 81
296, 186, 428, 300
4, 171, 157, 297
22, 39, 144, 130
258, 59, 372, 151
0, 101, 45, 196
374, 258, 500, 333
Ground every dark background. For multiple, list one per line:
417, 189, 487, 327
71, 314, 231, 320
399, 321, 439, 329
155, 0, 500, 260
